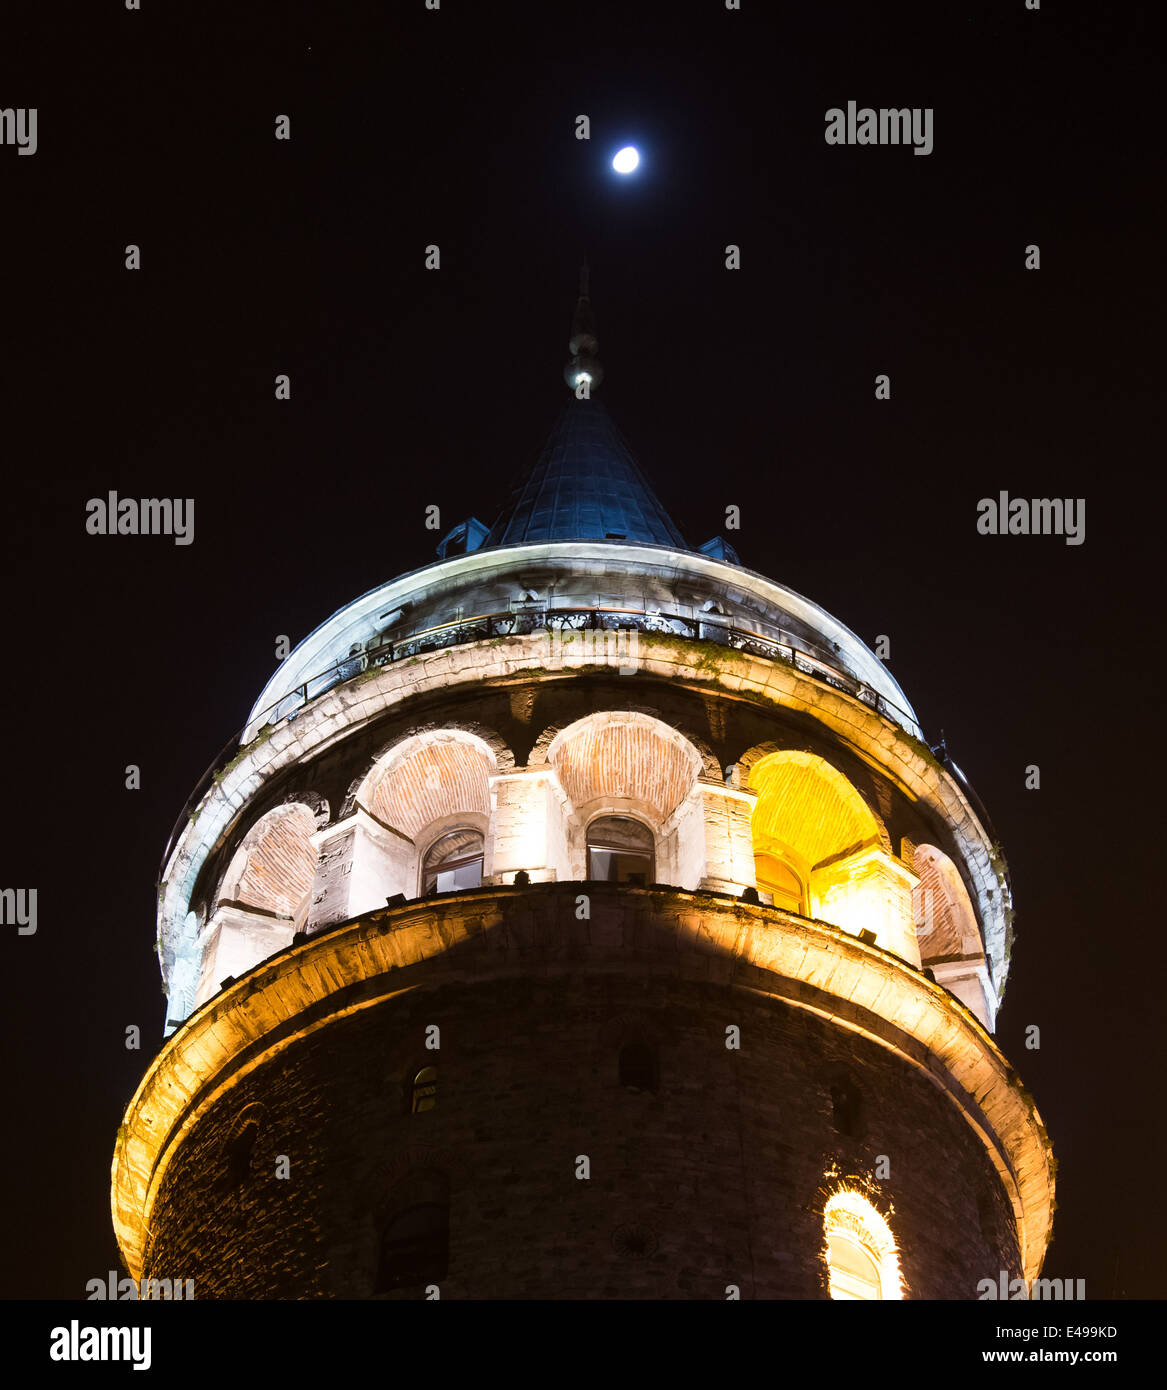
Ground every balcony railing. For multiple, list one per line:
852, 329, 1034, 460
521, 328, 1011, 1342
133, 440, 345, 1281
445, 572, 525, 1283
159, 605, 923, 876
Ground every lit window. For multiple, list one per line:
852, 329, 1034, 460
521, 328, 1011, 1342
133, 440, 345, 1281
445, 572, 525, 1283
411, 1066, 437, 1114
422, 829, 484, 895
823, 1190, 902, 1300
754, 853, 804, 913
587, 816, 654, 885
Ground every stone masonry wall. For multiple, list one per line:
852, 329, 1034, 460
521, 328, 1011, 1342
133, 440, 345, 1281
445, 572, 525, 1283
144, 968, 1021, 1300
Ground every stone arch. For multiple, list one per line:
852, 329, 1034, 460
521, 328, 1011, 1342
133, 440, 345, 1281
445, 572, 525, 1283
340, 723, 513, 820
194, 804, 320, 1009
913, 843, 993, 1028
309, 730, 505, 928
217, 803, 319, 920
223, 1101, 267, 1150
546, 712, 704, 824
748, 751, 916, 962
822, 1188, 903, 1300
748, 750, 882, 871
913, 844, 984, 959
221, 1102, 266, 1190
529, 704, 722, 781
544, 711, 708, 887
276, 788, 330, 825
738, 742, 890, 850
357, 731, 495, 838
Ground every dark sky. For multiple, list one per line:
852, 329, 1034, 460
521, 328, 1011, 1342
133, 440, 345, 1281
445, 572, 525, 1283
1, 1, 1161, 1301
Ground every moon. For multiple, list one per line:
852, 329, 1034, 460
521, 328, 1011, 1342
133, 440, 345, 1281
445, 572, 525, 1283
612, 146, 640, 174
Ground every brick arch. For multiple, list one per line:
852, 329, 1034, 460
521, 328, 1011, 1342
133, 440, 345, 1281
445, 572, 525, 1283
744, 747, 891, 857
542, 712, 705, 829
217, 803, 319, 919
529, 704, 722, 781
339, 723, 513, 822
275, 788, 330, 826
347, 731, 498, 840
732, 740, 785, 787
913, 844, 984, 959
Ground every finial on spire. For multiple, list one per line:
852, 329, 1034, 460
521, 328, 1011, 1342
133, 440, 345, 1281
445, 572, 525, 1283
565, 261, 603, 393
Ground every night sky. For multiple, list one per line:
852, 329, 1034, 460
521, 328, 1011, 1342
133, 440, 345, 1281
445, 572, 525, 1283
2, 1, 1161, 1302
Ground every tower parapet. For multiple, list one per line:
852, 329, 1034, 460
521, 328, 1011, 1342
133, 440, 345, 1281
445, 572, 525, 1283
118, 284, 1050, 1300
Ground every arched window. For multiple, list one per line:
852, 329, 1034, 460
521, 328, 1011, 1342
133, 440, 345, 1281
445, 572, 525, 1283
823, 1190, 902, 1300
375, 1202, 449, 1292
224, 1107, 264, 1188
619, 1040, 658, 1093
422, 828, 484, 895
587, 816, 655, 885
411, 1066, 437, 1114
226, 1121, 259, 1185
755, 853, 804, 914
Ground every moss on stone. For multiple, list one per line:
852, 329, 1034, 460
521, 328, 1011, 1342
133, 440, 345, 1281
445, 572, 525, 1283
210, 724, 275, 788
900, 731, 945, 774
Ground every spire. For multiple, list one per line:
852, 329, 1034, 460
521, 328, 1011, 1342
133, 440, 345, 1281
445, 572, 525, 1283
564, 259, 603, 393
482, 396, 688, 549
482, 272, 687, 551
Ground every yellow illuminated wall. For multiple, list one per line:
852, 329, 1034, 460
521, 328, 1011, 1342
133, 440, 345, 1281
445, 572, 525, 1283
749, 752, 919, 962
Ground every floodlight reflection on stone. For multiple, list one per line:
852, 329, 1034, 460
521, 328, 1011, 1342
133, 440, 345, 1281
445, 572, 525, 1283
113, 275, 1054, 1301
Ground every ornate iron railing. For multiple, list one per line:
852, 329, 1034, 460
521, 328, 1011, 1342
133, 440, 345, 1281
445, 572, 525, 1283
159, 605, 923, 875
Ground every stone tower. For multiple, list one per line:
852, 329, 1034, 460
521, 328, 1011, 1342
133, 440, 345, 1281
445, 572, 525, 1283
113, 284, 1054, 1300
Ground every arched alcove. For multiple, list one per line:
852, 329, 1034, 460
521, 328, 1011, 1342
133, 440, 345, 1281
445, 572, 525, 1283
913, 844, 994, 1029
749, 752, 918, 961
218, 803, 319, 921
309, 732, 499, 927
545, 712, 706, 887
197, 804, 320, 1007
358, 734, 495, 841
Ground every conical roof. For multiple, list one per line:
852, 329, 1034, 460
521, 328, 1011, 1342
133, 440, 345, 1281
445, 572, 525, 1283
482, 395, 688, 549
